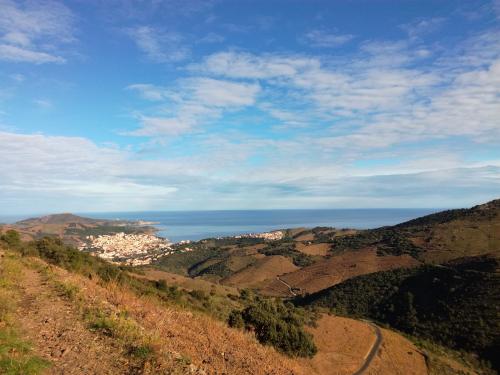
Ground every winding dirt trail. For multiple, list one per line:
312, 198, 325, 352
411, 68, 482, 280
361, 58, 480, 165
352, 322, 383, 375
276, 276, 297, 296
15, 264, 133, 375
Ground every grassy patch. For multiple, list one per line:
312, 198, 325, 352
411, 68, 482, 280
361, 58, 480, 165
295, 255, 499, 372
0, 251, 51, 374
0, 328, 50, 375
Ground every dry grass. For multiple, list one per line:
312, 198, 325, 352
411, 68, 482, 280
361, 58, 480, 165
261, 248, 420, 296
366, 327, 428, 375
223, 255, 299, 288
295, 243, 330, 256
298, 315, 428, 375
135, 268, 239, 296
37, 258, 308, 374
0, 251, 51, 374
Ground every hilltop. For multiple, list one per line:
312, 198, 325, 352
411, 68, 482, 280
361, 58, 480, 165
295, 254, 500, 372
0, 200, 498, 374
0, 230, 443, 374
16, 213, 100, 226
150, 199, 500, 297
0, 213, 156, 246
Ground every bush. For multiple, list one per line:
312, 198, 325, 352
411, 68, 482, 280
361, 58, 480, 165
0, 230, 21, 249
229, 297, 317, 357
295, 255, 500, 370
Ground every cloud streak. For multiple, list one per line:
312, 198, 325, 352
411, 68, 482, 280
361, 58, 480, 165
127, 26, 189, 62
0, 0, 75, 63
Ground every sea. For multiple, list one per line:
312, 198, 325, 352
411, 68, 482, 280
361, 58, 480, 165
78, 208, 438, 243
0, 209, 439, 243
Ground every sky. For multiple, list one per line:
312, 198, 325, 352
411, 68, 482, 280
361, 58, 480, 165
0, 0, 500, 215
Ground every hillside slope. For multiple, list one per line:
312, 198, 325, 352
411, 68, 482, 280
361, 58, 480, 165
295, 254, 500, 372
0, 213, 155, 245
327, 199, 500, 263
150, 199, 500, 299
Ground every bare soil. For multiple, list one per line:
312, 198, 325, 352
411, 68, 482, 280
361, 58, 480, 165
15, 266, 133, 375
295, 242, 331, 256
300, 315, 428, 375
222, 255, 299, 288
261, 249, 420, 296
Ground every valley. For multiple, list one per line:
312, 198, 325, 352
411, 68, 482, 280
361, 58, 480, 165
1, 199, 499, 374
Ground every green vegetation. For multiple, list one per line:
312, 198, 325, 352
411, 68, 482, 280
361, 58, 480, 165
259, 241, 315, 267
2, 233, 318, 358
295, 255, 500, 371
0, 328, 51, 375
395, 199, 500, 229
0, 250, 50, 374
228, 291, 317, 357
328, 228, 422, 257
65, 224, 149, 237
154, 246, 226, 276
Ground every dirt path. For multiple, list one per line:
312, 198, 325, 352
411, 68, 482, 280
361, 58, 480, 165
276, 276, 297, 296
15, 265, 133, 375
352, 322, 382, 375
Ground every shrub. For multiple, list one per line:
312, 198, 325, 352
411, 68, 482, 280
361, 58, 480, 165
0, 230, 21, 249
229, 297, 317, 357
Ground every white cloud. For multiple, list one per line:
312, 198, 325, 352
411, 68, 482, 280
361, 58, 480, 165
0, 44, 65, 63
0, 131, 178, 213
1, 130, 499, 214
198, 32, 224, 43
191, 27, 500, 151
127, 26, 189, 63
194, 51, 319, 79
128, 78, 260, 136
33, 98, 53, 109
126, 83, 170, 101
301, 29, 354, 47
186, 78, 260, 107
401, 17, 445, 40
0, 0, 75, 64
131, 115, 193, 136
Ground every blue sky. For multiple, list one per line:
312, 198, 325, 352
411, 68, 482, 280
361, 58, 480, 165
0, 0, 499, 214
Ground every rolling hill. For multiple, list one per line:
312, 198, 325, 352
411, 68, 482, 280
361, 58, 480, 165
151, 199, 500, 299
2, 201, 498, 374
1, 229, 449, 375
295, 254, 500, 372
0, 213, 155, 245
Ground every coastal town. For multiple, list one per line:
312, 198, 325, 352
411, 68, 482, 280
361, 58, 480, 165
230, 230, 284, 241
78, 230, 284, 266
79, 232, 192, 266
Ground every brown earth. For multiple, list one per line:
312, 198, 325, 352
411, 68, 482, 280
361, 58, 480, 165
260, 248, 420, 296
294, 233, 315, 242
366, 327, 428, 375
300, 315, 376, 375
223, 255, 299, 288
295, 242, 331, 256
16, 256, 306, 374
299, 315, 428, 375
413, 219, 500, 263
15, 265, 133, 374
135, 268, 239, 296
4, 251, 475, 375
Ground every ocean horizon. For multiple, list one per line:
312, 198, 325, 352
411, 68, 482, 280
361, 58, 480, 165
81, 208, 438, 242
0, 208, 440, 242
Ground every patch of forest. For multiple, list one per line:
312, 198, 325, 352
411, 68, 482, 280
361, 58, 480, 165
295, 254, 500, 371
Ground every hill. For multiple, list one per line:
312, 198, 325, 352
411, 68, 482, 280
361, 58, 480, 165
295, 254, 500, 372
0, 230, 458, 374
150, 199, 500, 299
0, 213, 155, 246
16, 213, 99, 226
326, 199, 500, 263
